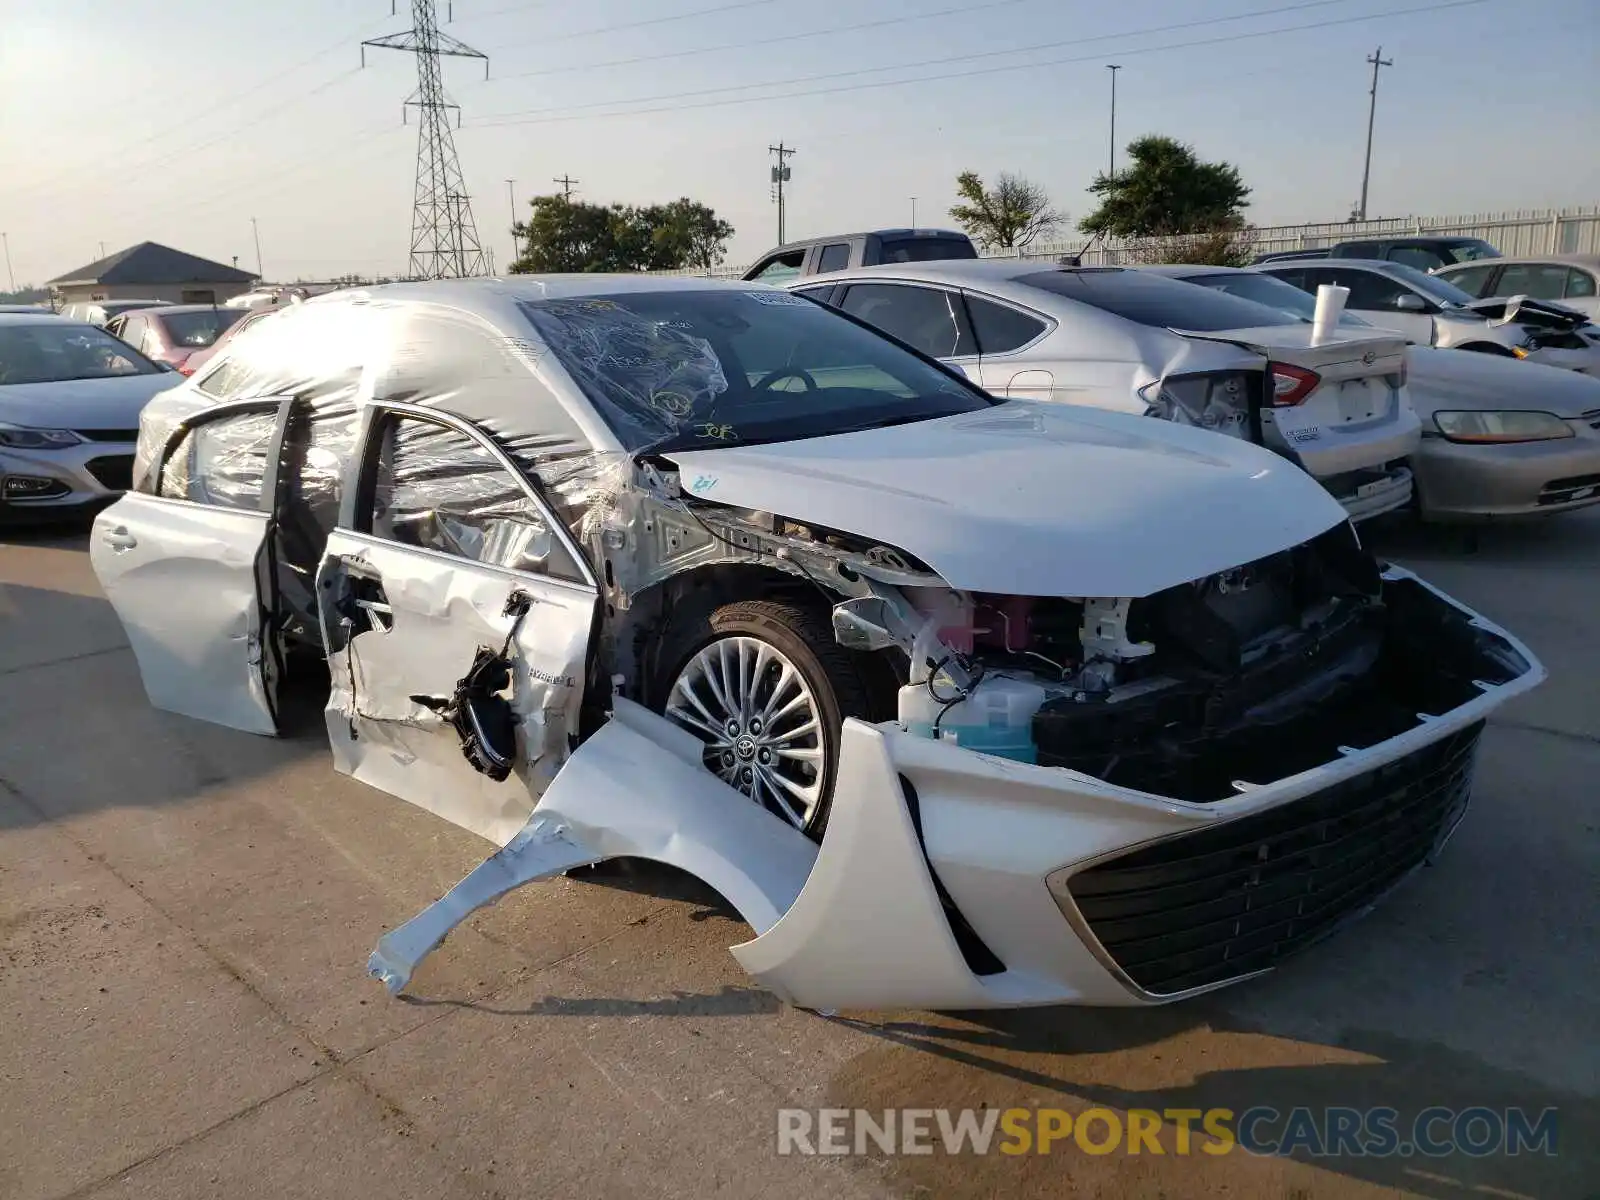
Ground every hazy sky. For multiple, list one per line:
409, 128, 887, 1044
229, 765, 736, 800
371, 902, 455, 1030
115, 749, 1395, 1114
3, 0, 1597, 284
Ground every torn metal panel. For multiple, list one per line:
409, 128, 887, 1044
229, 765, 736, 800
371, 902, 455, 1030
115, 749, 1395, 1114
318, 530, 596, 845
89, 495, 279, 736
369, 700, 817, 993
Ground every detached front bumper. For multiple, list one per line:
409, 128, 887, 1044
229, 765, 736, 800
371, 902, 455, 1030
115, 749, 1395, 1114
370, 569, 1543, 1011
1413, 417, 1600, 520
0, 440, 135, 524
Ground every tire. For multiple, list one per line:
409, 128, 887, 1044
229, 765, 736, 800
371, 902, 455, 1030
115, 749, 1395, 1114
649, 596, 875, 839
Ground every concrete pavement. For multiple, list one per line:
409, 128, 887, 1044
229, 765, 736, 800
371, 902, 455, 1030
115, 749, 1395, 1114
1, 512, 1596, 1199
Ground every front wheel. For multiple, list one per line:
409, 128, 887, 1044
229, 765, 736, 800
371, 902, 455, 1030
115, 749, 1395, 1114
651, 598, 873, 839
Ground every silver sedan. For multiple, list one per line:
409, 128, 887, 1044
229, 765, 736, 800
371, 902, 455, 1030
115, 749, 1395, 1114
1150, 266, 1600, 521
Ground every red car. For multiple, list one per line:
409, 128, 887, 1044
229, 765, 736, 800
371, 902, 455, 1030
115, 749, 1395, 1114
172, 304, 281, 378
105, 305, 247, 376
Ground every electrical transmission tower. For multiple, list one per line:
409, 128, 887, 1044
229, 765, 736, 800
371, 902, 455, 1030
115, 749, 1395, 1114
363, 1, 490, 279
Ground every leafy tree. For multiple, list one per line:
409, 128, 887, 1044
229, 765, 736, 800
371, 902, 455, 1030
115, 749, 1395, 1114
510, 195, 734, 273
948, 171, 1064, 251
1080, 135, 1251, 238
1128, 228, 1260, 269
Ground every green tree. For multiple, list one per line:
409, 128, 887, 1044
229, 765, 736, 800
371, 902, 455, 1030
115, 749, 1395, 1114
1079, 135, 1251, 238
948, 171, 1063, 251
510, 195, 734, 273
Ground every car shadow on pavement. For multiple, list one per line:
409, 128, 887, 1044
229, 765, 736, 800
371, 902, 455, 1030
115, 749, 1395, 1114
822, 1000, 1596, 1200
1365, 508, 1600, 567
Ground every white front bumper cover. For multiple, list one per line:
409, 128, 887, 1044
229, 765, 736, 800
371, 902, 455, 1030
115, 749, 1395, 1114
369, 567, 1543, 1011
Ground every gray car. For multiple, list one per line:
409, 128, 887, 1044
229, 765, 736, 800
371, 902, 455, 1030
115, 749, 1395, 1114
1434, 255, 1600, 321
1153, 265, 1600, 521
790, 260, 1421, 521
1255, 259, 1600, 374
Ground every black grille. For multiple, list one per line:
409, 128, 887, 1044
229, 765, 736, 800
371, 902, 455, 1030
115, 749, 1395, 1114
1539, 473, 1600, 506
74, 428, 139, 442
85, 455, 134, 491
1064, 722, 1483, 995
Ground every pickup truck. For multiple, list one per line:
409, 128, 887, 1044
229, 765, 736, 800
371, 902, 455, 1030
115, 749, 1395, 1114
742, 228, 977, 283
1254, 235, 1500, 272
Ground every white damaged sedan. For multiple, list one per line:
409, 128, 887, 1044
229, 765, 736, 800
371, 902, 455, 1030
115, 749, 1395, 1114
91, 277, 1543, 1010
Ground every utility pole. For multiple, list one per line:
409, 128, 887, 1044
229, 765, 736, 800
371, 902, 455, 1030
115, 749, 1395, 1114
1, 232, 15, 293
910, 197, 917, 227
251, 217, 264, 279
506, 178, 518, 263
363, 1, 490, 279
553, 174, 578, 200
769, 142, 795, 245
1106, 65, 1121, 176
1356, 47, 1393, 222
98, 241, 107, 260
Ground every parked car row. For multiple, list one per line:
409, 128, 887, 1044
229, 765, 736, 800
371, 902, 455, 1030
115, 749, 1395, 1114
784, 257, 1600, 523
74, 275, 1545, 1011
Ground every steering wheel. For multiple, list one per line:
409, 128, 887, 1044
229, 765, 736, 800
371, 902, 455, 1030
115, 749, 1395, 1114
752, 367, 819, 393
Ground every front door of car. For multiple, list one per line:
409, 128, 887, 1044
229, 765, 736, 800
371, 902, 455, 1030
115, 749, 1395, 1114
315, 404, 600, 845
90, 397, 294, 735
834, 282, 981, 381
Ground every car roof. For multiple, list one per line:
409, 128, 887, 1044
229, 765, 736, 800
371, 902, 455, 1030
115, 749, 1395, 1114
136, 304, 239, 316
795, 258, 1094, 290
1341, 235, 1490, 245
0, 312, 92, 326
1132, 264, 1248, 278
1439, 253, 1600, 270
758, 228, 970, 254
1254, 258, 1395, 271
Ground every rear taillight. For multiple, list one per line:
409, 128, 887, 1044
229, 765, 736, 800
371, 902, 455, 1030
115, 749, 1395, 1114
1269, 362, 1320, 406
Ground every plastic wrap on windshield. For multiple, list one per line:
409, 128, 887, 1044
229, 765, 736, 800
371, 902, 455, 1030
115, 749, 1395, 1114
157, 410, 279, 510
516, 298, 730, 450
374, 418, 584, 581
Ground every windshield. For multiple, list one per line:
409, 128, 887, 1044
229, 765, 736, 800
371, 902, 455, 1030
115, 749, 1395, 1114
1184, 272, 1373, 326
518, 289, 996, 454
1384, 262, 1477, 306
159, 308, 245, 348
1443, 239, 1499, 264
0, 321, 163, 384
1017, 268, 1301, 331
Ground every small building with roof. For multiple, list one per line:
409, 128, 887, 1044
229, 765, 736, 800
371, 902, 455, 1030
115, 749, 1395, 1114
49, 242, 258, 308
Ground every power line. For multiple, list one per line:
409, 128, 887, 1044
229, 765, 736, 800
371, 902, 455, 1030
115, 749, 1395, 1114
491, 0, 783, 54
9, 16, 390, 203
486, 0, 1040, 83
468, 0, 1493, 128
474, 0, 1365, 122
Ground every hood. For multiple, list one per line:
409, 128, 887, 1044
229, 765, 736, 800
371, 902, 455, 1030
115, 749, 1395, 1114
1463, 295, 1588, 331
0, 372, 177, 431
1406, 346, 1600, 418
666, 402, 1348, 598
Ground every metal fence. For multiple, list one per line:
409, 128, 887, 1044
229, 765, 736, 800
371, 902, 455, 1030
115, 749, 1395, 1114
679, 205, 1600, 277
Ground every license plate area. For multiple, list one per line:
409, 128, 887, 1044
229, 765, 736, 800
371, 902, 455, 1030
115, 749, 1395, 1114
1337, 378, 1381, 423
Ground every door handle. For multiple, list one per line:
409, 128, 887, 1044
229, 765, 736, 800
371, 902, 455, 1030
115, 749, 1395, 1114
102, 527, 137, 551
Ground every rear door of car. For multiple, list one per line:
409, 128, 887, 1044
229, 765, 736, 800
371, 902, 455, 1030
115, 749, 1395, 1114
315, 403, 600, 844
961, 291, 1053, 398
90, 397, 295, 735
833, 281, 979, 379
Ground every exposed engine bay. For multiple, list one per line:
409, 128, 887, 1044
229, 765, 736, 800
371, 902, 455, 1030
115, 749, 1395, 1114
632, 477, 1526, 805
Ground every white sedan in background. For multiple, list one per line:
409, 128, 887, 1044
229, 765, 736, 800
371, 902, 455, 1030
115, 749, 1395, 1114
1, 313, 176, 523
788, 260, 1422, 522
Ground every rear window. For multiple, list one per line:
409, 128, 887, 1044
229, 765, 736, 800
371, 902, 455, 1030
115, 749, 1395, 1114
877, 237, 978, 264
1017, 269, 1300, 331
159, 308, 245, 348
